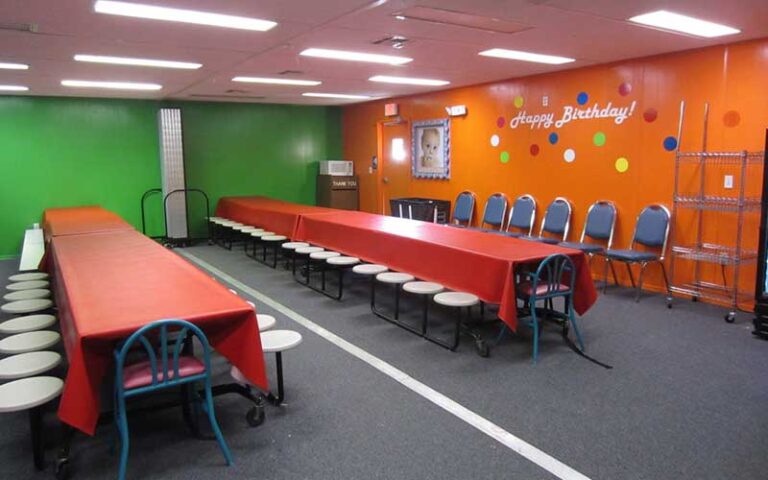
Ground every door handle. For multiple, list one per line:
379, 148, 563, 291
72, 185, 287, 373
382, 177, 390, 184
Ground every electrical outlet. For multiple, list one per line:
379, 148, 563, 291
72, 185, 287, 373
542, 95, 549, 107
724, 175, 734, 189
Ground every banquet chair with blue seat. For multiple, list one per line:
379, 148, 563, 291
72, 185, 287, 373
521, 197, 572, 244
450, 191, 476, 227
475, 193, 508, 231
113, 319, 233, 480
559, 200, 617, 257
502, 194, 536, 238
603, 204, 671, 302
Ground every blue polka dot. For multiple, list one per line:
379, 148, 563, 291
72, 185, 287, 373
576, 92, 589, 105
548, 132, 559, 145
663, 136, 678, 151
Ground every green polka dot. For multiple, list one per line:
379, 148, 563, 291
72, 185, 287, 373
500, 151, 510, 163
513, 96, 524, 108
615, 157, 629, 173
593, 131, 606, 147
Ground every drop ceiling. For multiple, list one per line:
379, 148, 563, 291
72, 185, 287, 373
1, 0, 767, 105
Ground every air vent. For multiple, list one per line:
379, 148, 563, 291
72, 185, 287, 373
0, 22, 38, 33
393, 7, 530, 34
189, 94, 266, 100
278, 70, 304, 75
372, 35, 409, 49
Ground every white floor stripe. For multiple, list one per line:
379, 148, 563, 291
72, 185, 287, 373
179, 250, 592, 480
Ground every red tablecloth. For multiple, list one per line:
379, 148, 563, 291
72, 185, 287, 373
46, 230, 268, 435
42, 206, 134, 242
215, 196, 336, 238
294, 212, 597, 330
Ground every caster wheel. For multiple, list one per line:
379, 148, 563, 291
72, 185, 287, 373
475, 339, 490, 358
246, 405, 265, 427
55, 458, 70, 480
725, 313, 736, 324
692, 297, 699, 303
666, 297, 673, 309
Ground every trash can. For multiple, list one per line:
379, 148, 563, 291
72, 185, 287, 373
389, 198, 451, 223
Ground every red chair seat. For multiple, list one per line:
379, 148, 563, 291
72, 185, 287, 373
123, 356, 205, 390
517, 282, 570, 298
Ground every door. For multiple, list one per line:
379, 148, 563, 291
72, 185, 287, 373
376, 120, 411, 215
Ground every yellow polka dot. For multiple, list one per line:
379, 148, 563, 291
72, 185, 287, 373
615, 157, 629, 173
513, 96, 524, 108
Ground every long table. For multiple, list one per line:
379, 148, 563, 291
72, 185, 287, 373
293, 211, 597, 330
42, 205, 134, 242
215, 196, 336, 238
46, 229, 268, 435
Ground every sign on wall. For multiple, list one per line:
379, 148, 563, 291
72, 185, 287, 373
412, 118, 450, 179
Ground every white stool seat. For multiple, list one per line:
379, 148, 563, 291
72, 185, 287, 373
251, 231, 275, 238
225, 222, 244, 228
262, 235, 287, 242
0, 315, 57, 334
376, 272, 415, 284
7, 280, 50, 291
238, 226, 260, 233
260, 330, 303, 353
310, 251, 340, 260
257, 314, 276, 332
434, 292, 480, 307
0, 376, 64, 413
9, 272, 49, 282
295, 246, 324, 255
0, 352, 62, 380
1, 299, 53, 314
4, 289, 51, 302
403, 281, 444, 295
0, 331, 61, 354
327, 256, 360, 266
281, 242, 310, 250
352, 264, 388, 275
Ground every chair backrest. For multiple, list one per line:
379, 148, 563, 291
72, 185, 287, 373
115, 319, 212, 394
631, 204, 671, 256
539, 197, 572, 240
507, 194, 536, 235
581, 200, 617, 247
481, 193, 508, 230
452, 191, 475, 225
530, 254, 576, 299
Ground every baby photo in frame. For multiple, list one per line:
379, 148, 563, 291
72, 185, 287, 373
412, 119, 450, 179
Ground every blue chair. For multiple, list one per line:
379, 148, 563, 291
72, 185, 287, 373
113, 319, 233, 480
559, 200, 617, 255
450, 191, 476, 226
502, 194, 536, 238
498, 254, 585, 363
521, 197, 572, 244
475, 193, 508, 231
603, 204, 671, 302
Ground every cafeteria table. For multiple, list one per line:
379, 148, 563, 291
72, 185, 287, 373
42, 205, 134, 242
215, 196, 336, 238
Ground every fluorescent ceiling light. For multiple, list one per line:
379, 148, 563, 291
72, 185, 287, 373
479, 48, 575, 65
303, 92, 371, 100
0, 62, 29, 70
0, 85, 29, 91
300, 48, 412, 65
369, 75, 449, 86
74, 54, 201, 69
232, 76, 321, 86
61, 79, 162, 91
628, 10, 740, 38
94, 1, 277, 31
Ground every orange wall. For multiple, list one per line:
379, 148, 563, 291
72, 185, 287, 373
342, 39, 768, 304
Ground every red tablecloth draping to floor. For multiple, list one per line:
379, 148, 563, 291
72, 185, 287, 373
215, 196, 336, 238
42, 205, 134, 242
294, 211, 597, 330
45, 229, 268, 435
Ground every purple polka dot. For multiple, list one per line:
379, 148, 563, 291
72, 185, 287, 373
496, 116, 506, 128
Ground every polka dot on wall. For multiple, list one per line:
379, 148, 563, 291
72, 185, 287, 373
593, 131, 606, 147
723, 110, 741, 128
530, 144, 540, 156
490, 134, 500, 147
500, 151, 510, 164
618, 82, 632, 96
563, 148, 576, 163
663, 136, 678, 151
615, 157, 629, 173
513, 96, 524, 108
576, 92, 589, 105
548, 132, 559, 145
643, 108, 658, 123
496, 116, 506, 128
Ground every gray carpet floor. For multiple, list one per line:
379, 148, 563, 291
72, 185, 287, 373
1, 244, 767, 480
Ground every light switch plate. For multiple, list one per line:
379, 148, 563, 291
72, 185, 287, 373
724, 175, 734, 189
542, 95, 549, 107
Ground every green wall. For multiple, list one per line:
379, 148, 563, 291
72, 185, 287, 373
0, 96, 342, 257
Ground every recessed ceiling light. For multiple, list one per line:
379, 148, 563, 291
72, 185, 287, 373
0, 85, 29, 91
94, 1, 277, 31
0, 62, 29, 70
74, 54, 202, 69
300, 48, 412, 65
232, 77, 322, 86
303, 92, 371, 100
478, 48, 575, 65
395, 15, 406, 21
61, 79, 162, 91
628, 10, 740, 38
369, 75, 449, 86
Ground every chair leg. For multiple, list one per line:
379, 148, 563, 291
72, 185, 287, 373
659, 261, 672, 295
531, 308, 539, 363
625, 263, 636, 288
394, 285, 401, 320
567, 297, 585, 351
117, 395, 130, 480
635, 262, 647, 302
603, 257, 610, 293
202, 379, 234, 466
495, 324, 508, 345
29, 407, 44, 470
610, 260, 619, 286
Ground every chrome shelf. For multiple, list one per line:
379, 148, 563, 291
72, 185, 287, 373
676, 151, 764, 165
670, 244, 757, 265
673, 195, 761, 212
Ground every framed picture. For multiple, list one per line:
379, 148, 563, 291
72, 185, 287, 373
412, 118, 450, 179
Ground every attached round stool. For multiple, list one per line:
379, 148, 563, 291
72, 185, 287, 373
281, 242, 309, 250
0, 331, 61, 354
0, 315, 57, 335
292, 246, 324, 278
434, 292, 479, 307
318, 257, 362, 300
260, 330, 303, 405
7, 280, 50, 291
258, 235, 287, 268
430, 292, 488, 357
257, 314, 276, 332
4, 289, 51, 302
403, 282, 445, 336
0, 376, 64, 470
328, 256, 360, 267
9, 272, 49, 282
352, 264, 388, 276
309, 251, 340, 260
295, 246, 323, 255
280, 242, 310, 271
372, 272, 416, 325
1, 299, 54, 315
0, 351, 62, 380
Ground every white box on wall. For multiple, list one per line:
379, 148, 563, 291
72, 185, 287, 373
320, 160, 354, 176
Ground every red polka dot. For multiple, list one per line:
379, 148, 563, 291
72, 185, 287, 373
496, 116, 506, 128
723, 111, 741, 128
618, 82, 632, 96
530, 144, 540, 156
643, 108, 658, 123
